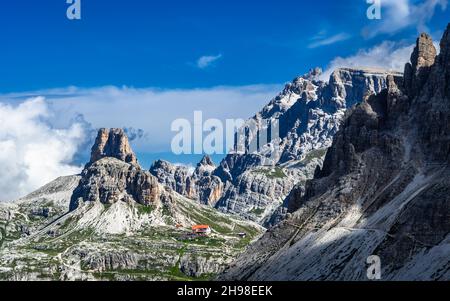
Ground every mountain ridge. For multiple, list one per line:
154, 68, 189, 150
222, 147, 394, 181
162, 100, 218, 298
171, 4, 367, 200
150, 66, 402, 225
0, 129, 263, 280
1, 30, 444, 280
218, 25, 450, 281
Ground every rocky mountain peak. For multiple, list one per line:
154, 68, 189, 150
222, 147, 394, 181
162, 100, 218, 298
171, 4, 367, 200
210, 67, 399, 223
220, 26, 450, 281
150, 156, 223, 207
193, 155, 216, 178
150, 159, 172, 171
439, 24, 450, 70
303, 67, 322, 80
404, 33, 437, 98
412, 33, 437, 69
90, 128, 138, 165
69, 128, 161, 211
198, 155, 215, 167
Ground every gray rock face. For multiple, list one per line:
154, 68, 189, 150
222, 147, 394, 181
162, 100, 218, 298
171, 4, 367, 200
245, 67, 402, 164
90, 128, 138, 165
215, 154, 323, 225
78, 249, 139, 272
214, 154, 264, 183
213, 68, 400, 223
404, 33, 437, 99
180, 254, 229, 277
1, 128, 265, 281
219, 26, 450, 281
150, 69, 399, 224
150, 156, 223, 207
191, 156, 224, 206
70, 158, 163, 211
150, 160, 192, 197
71, 129, 163, 211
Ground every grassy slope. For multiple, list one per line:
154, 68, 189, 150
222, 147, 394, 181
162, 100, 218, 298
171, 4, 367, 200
0, 195, 264, 281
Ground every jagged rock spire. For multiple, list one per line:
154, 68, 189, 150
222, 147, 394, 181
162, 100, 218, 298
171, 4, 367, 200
194, 155, 216, 178
411, 33, 436, 69
70, 129, 157, 211
198, 155, 214, 167
90, 128, 138, 165
404, 33, 437, 98
439, 23, 450, 69
303, 67, 322, 80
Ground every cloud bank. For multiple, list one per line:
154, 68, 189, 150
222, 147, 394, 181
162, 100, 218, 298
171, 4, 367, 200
320, 37, 442, 81
320, 41, 415, 80
363, 0, 447, 38
21, 85, 279, 152
0, 98, 86, 201
0, 85, 279, 201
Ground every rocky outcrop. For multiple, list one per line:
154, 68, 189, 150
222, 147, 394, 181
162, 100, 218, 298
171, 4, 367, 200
219, 26, 450, 281
191, 156, 224, 206
214, 154, 264, 183
215, 155, 323, 225
212, 68, 400, 223
78, 250, 139, 272
414, 25, 450, 164
70, 158, 163, 211
0, 127, 265, 281
234, 68, 400, 165
150, 156, 223, 207
180, 253, 231, 278
150, 68, 400, 224
194, 175, 223, 207
90, 128, 138, 165
70, 129, 162, 211
404, 33, 437, 98
149, 160, 192, 197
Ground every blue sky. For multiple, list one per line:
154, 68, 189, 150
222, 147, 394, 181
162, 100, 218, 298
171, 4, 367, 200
0, 0, 448, 200
0, 0, 447, 92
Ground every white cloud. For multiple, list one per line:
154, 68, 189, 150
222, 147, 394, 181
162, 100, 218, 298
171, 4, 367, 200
31, 85, 278, 152
320, 41, 415, 81
0, 98, 86, 202
1, 83, 278, 163
0, 85, 279, 200
363, 0, 448, 38
196, 54, 223, 69
308, 33, 352, 49
320, 37, 442, 81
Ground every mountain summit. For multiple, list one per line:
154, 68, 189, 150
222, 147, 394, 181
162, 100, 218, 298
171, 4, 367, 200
90, 128, 138, 165
0, 129, 262, 280
151, 67, 402, 224
70, 129, 160, 211
219, 25, 450, 281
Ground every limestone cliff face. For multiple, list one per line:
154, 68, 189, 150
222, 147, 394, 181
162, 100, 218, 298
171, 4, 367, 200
241, 67, 401, 165
150, 68, 399, 224
150, 156, 223, 207
219, 27, 450, 281
70, 129, 163, 211
214, 153, 322, 225
149, 160, 191, 196
0, 129, 264, 280
90, 128, 138, 165
70, 158, 163, 211
213, 68, 400, 223
404, 33, 437, 99
191, 156, 224, 206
